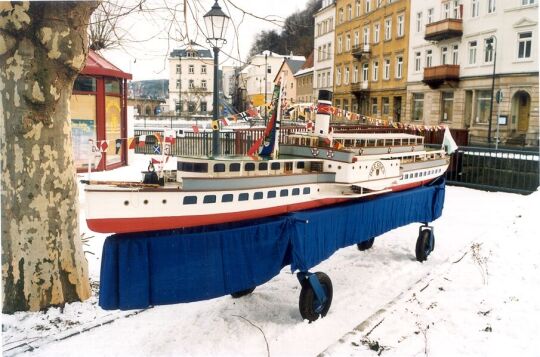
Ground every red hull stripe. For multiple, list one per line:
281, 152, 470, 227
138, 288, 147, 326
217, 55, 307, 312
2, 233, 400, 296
86, 180, 429, 234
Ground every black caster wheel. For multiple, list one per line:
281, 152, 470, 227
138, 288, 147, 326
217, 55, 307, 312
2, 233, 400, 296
415, 228, 435, 262
231, 287, 256, 298
299, 272, 333, 322
357, 238, 375, 251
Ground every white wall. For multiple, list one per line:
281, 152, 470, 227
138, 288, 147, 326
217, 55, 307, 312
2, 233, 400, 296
313, 1, 336, 98
408, 0, 538, 82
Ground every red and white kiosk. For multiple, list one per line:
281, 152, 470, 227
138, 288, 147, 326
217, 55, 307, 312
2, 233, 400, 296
71, 50, 132, 172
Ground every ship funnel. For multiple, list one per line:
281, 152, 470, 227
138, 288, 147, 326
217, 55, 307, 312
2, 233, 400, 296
314, 90, 333, 136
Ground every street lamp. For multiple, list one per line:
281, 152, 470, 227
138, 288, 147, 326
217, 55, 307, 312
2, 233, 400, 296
486, 35, 497, 147
204, 0, 229, 157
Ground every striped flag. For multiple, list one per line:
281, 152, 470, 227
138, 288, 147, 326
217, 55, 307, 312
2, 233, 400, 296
221, 117, 230, 126
138, 135, 146, 147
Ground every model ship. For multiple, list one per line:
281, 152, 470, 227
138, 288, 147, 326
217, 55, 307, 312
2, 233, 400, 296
84, 85, 452, 234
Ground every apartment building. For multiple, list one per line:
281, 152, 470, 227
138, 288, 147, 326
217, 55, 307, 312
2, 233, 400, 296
313, 0, 336, 99
167, 41, 214, 114
334, 0, 410, 122
295, 52, 315, 104
274, 57, 306, 105
406, 0, 538, 146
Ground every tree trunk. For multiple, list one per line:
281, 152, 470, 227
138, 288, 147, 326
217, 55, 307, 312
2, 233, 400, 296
1, 1, 98, 313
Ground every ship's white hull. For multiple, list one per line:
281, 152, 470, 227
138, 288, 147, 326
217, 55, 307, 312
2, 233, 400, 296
85, 161, 447, 233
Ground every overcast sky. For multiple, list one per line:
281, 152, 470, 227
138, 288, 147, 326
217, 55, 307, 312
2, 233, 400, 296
101, 0, 310, 80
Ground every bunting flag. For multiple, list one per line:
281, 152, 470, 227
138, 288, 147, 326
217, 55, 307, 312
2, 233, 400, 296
246, 108, 259, 117
221, 117, 230, 126
164, 129, 176, 144
99, 140, 108, 153
128, 137, 136, 150
238, 112, 248, 121
154, 132, 162, 143
151, 156, 170, 164
138, 135, 146, 147
115, 139, 122, 154
192, 125, 200, 133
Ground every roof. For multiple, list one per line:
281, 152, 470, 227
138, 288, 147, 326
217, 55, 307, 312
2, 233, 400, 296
286, 59, 305, 74
301, 51, 314, 69
170, 41, 212, 59
81, 49, 132, 79
293, 67, 313, 77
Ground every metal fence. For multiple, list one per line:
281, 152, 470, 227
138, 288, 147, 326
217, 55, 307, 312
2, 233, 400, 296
444, 146, 539, 194
134, 126, 309, 157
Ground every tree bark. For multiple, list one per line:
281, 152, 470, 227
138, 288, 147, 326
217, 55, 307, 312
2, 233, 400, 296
1, 1, 98, 313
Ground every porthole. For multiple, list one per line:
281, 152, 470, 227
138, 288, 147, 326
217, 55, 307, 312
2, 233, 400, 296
143, 199, 149, 205
124, 200, 129, 206
328, 164, 332, 168
162, 199, 167, 204
338, 166, 342, 170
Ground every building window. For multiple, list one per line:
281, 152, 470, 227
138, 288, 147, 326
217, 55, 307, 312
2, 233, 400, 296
443, 2, 450, 19
339, 8, 344, 23
397, 15, 404, 37
488, 0, 496, 13
346, 34, 351, 51
326, 71, 331, 87
176, 79, 180, 89
317, 73, 321, 88
353, 65, 359, 83
427, 8, 434, 23
337, 36, 342, 53
452, 45, 459, 64
201, 65, 207, 74
522, 0, 535, 4
372, 61, 378, 81
412, 93, 424, 121
365, 0, 371, 13
384, 18, 392, 41
344, 67, 350, 84
176, 64, 181, 73
336, 68, 342, 85
318, 46, 322, 60
371, 98, 378, 114
484, 38, 494, 63
415, 52, 421, 72
469, 41, 477, 65
452, 0, 460, 18
383, 59, 390, 80
373, 23, 380, 43
355, 0, 361, 16
441, 47, 448, 65
189, 65, 194, 74
396, 56, 403, 79
441, 92, 454, 122
475, 90, 492, 123
416, 12, 423, 33
347, 4, 352, 20
472, 0, 479, 17
425, 50, 433, 68
518, 32, 532, 59
382, 97, 389, 115
200, 102, 207, 112
201, 80, 207, 89
362, 63, 369, 81
363, 27, 369, 44
317, 23, 322, 36
189, 79, 194, 89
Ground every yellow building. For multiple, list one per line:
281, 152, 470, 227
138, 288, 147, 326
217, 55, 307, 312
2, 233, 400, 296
334, 0, 410, 122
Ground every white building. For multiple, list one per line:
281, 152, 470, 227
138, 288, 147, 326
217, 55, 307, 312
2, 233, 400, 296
167, 42, 214, 115
313, 0, 336, 100
406, 0, 538, 146
244, 51, 305, 106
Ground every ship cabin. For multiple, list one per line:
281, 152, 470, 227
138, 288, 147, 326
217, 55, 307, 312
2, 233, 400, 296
176, 156, 327, 182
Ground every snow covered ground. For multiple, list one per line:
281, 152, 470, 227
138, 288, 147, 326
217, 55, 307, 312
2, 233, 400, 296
2, 154, 539, 357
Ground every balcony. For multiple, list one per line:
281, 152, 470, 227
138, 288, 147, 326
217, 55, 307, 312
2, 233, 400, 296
351, 81, 369, 92
424, 18, 463, 42
422, 65, 460, 88
352, 43, 371, 60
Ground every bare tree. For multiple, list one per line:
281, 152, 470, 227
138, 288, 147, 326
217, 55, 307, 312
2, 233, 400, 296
89, 1, 129, 51
1, 1, 98, 313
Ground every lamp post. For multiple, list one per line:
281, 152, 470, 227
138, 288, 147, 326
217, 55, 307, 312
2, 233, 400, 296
204, 0, 229, 157
486, 36, 497, 147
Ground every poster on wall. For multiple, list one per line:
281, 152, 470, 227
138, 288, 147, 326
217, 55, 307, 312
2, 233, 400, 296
105, 96, 122, 166
72, 119, 96, 168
